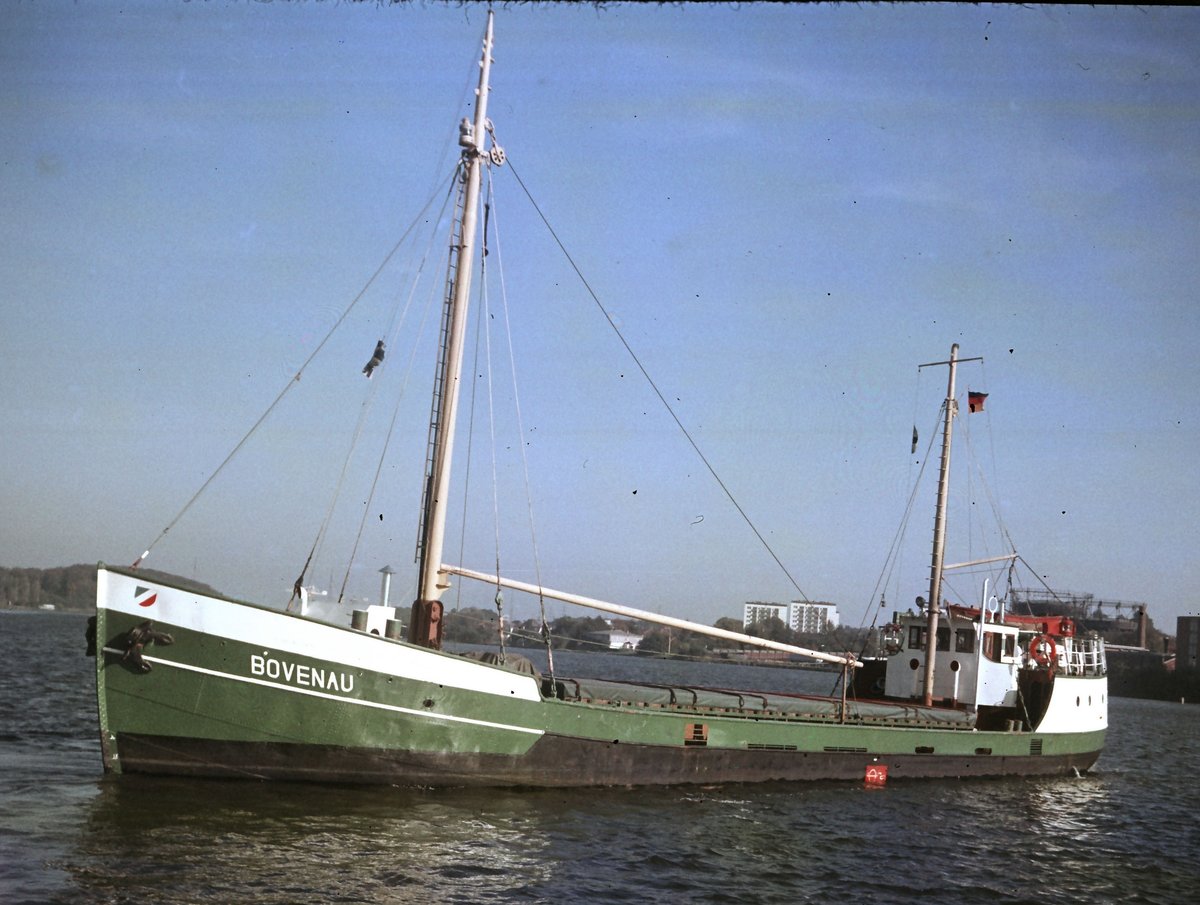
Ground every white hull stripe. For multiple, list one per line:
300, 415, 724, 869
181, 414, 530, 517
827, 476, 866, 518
103, 648, 544, 738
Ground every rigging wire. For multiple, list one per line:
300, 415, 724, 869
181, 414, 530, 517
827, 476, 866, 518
484, 160, 556, 680
933, 381, 1020, 610
958, 426, 1005, 555
863, 369, 1023, 631
899, 362, 924, 608
334, 174, 461, 603
503, 157, 811, 603
475, 184, 511, 662
130, 172, 457, 572
854, 370, 1018, 677
452, 219, 488, 614
962, 409, 980, 567
290, 234, 453, 610
289, 218, 447, 611
974, 360, 1016, 552
287, 384, 381, 612
838, 401, 944, 696
446, 182, 507, 655
862, 401, 944, 634
1014, 555, 1069, 610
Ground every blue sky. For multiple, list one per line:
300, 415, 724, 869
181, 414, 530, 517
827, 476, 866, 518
2, 2, 1197, 632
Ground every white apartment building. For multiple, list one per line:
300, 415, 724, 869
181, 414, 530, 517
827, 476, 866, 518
743, 600, 840, 633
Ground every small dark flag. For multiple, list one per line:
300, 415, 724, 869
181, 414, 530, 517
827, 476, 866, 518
911, 426, 918, 454
967, 391, 988, 414
362, 339, 386, 379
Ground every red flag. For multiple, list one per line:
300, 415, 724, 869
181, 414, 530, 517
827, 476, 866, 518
967, 391, 988, 413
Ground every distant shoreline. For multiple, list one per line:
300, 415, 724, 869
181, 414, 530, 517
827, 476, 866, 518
2, 603, 91, 614
2, 607, 90, 614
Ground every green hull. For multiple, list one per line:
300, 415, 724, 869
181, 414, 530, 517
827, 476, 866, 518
96, 568, 1106, 787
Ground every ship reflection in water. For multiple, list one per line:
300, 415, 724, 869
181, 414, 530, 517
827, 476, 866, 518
73, 778, 558, 902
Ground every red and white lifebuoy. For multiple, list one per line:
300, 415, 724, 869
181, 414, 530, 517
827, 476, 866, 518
1028, 634, 1057, 668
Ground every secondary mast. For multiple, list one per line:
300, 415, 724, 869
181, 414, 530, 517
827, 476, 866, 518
918, 343, 981, 707
410, 11, 496, 648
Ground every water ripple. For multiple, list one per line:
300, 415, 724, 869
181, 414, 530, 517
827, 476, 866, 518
3, 615, 1199, 905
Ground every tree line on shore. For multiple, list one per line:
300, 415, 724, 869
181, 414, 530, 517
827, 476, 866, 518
0, 564, 218, 612
12, 565, 1195, 701
436, 606, 872, 660
3, 564, 861, 657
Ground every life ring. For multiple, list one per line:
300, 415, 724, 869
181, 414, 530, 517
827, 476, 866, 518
1028, 634, 1057, 668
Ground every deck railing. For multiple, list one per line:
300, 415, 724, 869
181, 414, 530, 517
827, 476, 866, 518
1060, 637, 1107, 676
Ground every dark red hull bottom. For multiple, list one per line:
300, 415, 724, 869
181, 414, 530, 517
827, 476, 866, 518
109, 732, 1102, 788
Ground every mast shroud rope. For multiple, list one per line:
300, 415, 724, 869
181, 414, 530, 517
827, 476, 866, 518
502, 157, 811, 603
132, 172, 457, 571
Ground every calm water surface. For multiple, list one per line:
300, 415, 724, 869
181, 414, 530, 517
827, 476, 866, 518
2, 612, 1197, 904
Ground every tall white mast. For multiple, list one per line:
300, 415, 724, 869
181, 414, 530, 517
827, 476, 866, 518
411, 11, 495, 647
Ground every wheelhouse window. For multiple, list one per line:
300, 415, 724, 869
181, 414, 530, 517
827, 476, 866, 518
936, 627, 951, 651
908, 626, 927, 650
955, 629, 976, 653
982, 631, 1001, 662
